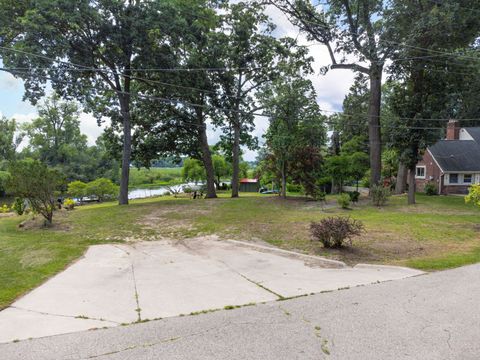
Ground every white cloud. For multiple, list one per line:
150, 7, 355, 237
0, 71, 22, 90
10, 112, 36, 124
79, 113, 107, 146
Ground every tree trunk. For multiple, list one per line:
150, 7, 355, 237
395, 162, 407, 194
281, 160, 287, 199
407, 166, 416, 205
231, 122, 240, 198
118, 96, 131, 205
198, 121, 217, 199
231, 73, 243, 198
368, 67, 383, 187
331, 178, 337, 194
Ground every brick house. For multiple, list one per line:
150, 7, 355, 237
414, 120, 480, 195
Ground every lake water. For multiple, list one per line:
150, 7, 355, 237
128, 183, 201, 200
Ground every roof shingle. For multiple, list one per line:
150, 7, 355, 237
429, 140, 480, 172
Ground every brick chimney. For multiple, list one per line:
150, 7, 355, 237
446, 120, 460, 140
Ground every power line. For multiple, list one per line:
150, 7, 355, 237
6, 65, 480, 126
0, 46, 260, 73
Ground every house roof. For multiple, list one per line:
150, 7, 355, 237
463, 127, 480, 143
239, 178, 258, 183
429, 140, 480, 172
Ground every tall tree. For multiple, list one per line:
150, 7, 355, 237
0, 116, 22, 162
218, 3, 279, 197
270, 0, 396, 187
0, 0, 173, 205
130, 1, 226, 198
385, 0, 480, 204
23, 94, 87, 167
262, 77, 326, 198
218, 2, 312, 197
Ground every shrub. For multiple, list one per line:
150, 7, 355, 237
64, 198, 75, 210
310, 216, 364, 248
337, 193, 351, 209
0, 204, 9, 213
465, 184, 480, 206
370, 185, 390, 206
286, 183, 302, 193
424, 182, 437, 196
305, 185, 326, 201
183, 186, 193, 194
7, 160, 61, 225
68, 180, 87, 199
12, 197, 26, 215
348, 191, 360, 203
84, 178, 118, 201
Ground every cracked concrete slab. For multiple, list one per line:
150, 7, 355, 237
0, 237, 423, 343
0, 307, 117, 343
13, 245, 139, 324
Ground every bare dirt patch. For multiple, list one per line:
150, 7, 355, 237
0, 213, 15, 218
138, 202, 215, 239
20, 249, 54, 268
18, 211, 72, 231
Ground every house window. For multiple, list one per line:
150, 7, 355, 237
449, 174, 459, 184
415, 166, 426, 179
463, 174, 472, 184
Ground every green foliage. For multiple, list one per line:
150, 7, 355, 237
370, 185, 391, 207
0, 204, 9, 213
12, 198, 26, 215
310, 217, 364, 248
286, 183, 302, 193
424, 183, 437, 196
182, 158, 206, 184
325, 155, 350, 191
0, 171, 10, 197
7, 160, 62, 224
465, 184, 480, 207
239, 162, 249, 179
337, 193, 351, 209
382, 149, 399, 179
129, 168, 182, 188
0, 117, 22, 161
212, 155, 230, 185
84, 178, 119, 202
261, 75, 326, 198
348, 191, 360, 203
68, 181, 87, 199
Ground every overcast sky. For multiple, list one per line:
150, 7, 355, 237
0, 5, 355, 162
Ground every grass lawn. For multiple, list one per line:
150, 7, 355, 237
1, 192, 480, 309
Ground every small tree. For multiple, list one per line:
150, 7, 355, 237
348, 152, 370, 191
212, 155, 230, 188
85, 178, 119, 202
68, 180, 87, 199
7, 160, 61, 225
182, 158, 206, 184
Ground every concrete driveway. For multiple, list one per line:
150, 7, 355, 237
0, 237, 423, 343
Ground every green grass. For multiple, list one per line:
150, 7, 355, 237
1, 192, 480, 309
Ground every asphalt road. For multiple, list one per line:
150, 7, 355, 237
2, 263, 480, 360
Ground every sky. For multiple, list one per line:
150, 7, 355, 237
0, 5, 355, 162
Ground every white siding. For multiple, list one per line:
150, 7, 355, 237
460, 128, 474, 140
